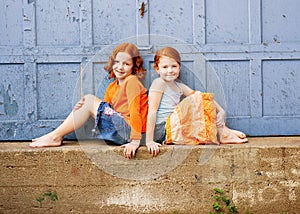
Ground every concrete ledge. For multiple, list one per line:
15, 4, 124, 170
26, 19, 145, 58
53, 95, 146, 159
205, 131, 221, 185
0, 137, 299, 213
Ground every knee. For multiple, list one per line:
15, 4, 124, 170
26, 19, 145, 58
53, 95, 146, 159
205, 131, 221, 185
83, 94, 101, 108
83, 94, 96, 101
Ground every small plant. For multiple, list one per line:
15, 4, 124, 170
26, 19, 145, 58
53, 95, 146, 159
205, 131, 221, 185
36, 197, 44, 207
278, 211, 288, 214
35, 190, 58, 207
209, 188, 238, 214
173, 209, 182, 214
43, 190, 58, 201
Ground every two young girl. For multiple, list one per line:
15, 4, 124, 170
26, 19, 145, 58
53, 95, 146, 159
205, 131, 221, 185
30, 43, 247, 158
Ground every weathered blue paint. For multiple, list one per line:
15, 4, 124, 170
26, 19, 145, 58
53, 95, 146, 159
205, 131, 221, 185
0, 64, 24, 121
0, 84, 19, 117
0, 0, 299, 140
36, 63, 80, 120
262, 60, 300, 116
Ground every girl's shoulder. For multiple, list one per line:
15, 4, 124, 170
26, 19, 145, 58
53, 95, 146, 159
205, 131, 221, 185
126, 75, 147, 84
176, 81, 195, 96
151, 77, 165, 86
150, 78, 166, 92
107, 78, 118, 88
125, 74, 138, 82
124, 75, 147, 92
123, 75, 142, 86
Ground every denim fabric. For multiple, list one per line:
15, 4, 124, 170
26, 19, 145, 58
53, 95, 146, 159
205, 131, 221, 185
153, 122, 166, 144
94, 102, 131, 145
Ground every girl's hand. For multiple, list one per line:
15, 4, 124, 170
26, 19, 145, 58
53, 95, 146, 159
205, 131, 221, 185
216, 109, 226, 127
73, 97, 85, 111
146, 141, 161, 157
121, 140, 140, 159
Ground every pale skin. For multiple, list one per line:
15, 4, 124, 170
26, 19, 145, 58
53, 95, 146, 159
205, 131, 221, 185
146, 56, 248, 156
30, 52, 142, 159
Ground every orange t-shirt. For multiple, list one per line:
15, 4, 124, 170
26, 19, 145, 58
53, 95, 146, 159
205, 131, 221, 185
104, 75, 148, 140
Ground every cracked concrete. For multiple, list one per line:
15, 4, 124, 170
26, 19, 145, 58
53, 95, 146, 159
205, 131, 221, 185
0, 137, 299, 213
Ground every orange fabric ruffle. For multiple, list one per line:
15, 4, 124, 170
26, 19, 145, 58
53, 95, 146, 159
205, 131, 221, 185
165, 91, 217, 145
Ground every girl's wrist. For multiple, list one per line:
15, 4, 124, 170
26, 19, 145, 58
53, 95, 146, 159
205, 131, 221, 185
146, 140, 155, 145
130, 139, 140, 145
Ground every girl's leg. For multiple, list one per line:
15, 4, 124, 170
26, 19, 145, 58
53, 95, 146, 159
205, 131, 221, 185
218, 125, 248, 144
30, 94, 101, 148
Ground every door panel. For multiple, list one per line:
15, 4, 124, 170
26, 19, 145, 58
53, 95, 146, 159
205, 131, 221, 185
35, 1, 81, 46
262, 60, 300, 116
0, 0, 299, 140
92, 1, 137, 45
149, 0, 195, 44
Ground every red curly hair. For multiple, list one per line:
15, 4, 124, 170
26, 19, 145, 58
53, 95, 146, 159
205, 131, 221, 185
104, 43, 146, 80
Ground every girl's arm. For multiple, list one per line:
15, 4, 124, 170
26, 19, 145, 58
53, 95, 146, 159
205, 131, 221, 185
126, 81, 144, 141
146, 91, 163, 143
121, 77, 145, 159
146, 79, 165, 156
178, 82, 194, 96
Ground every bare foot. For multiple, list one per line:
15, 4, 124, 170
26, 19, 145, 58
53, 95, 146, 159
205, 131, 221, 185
29, 132, 63, 148
230, 129, 247, 139
218, 126, 248, 144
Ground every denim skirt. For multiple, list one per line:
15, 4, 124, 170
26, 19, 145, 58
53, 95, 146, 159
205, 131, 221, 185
153, 122, 166, 144
93, 102, 131, 145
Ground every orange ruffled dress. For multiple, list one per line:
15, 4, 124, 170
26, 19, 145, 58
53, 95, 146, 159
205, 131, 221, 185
165, 91, 217, 145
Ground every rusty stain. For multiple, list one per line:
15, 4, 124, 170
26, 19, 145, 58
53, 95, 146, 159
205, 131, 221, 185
71, 167, 80, 176
139, 2, 145, 18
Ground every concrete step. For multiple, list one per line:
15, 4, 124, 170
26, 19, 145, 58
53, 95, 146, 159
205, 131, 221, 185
0, 137, 299, 214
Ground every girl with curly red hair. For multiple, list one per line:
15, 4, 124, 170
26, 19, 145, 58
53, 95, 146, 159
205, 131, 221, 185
30, 43, 148, 159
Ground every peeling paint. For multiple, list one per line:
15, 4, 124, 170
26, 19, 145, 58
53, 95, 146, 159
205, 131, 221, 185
0, 84, 19, 117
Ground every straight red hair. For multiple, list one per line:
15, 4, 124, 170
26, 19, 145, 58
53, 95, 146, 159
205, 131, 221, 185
153, 46, 181, 71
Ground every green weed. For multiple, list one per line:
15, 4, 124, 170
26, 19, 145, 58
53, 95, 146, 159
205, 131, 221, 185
209, 188, 238, 214
35, 190, 58, 207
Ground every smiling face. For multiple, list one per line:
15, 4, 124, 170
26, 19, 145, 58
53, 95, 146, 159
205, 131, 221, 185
155, 56, 180, 82
112, 52, 134, 84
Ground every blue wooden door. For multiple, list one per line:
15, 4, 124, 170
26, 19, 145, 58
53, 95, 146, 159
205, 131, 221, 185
0, 0, 299, 140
